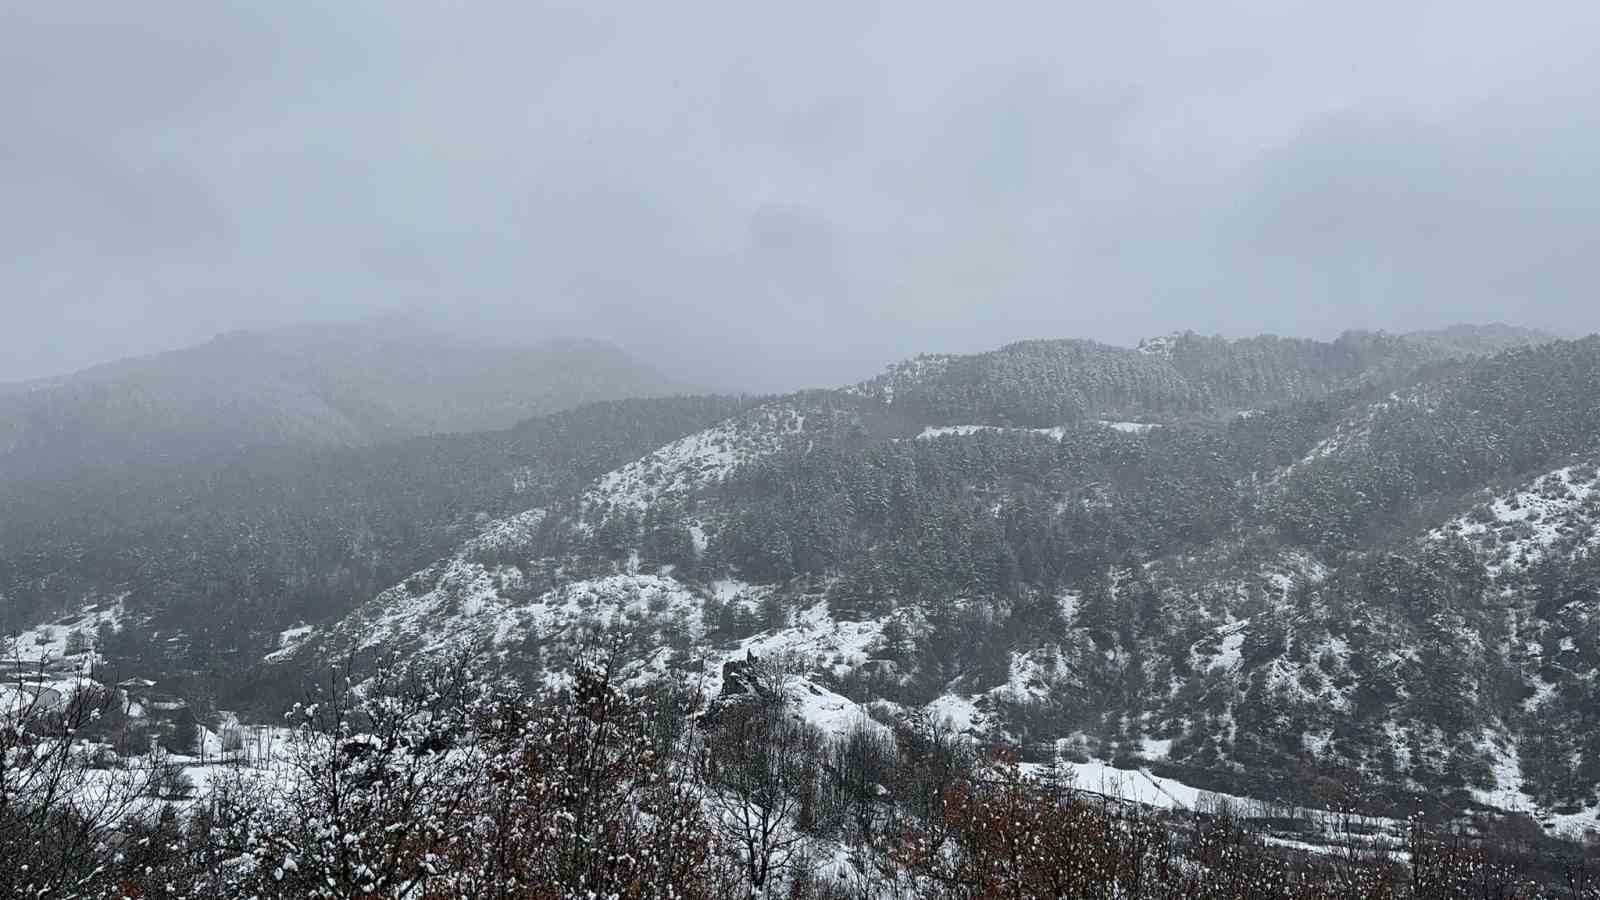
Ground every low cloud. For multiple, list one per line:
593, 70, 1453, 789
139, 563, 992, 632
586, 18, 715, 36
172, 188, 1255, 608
4, 1, 1599, 389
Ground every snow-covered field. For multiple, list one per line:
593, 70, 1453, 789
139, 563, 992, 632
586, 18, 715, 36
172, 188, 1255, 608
1025, 757, 1252, 812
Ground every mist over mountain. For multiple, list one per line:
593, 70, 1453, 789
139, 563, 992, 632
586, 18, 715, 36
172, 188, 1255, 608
11, 0, 1600, 890
0, 317, 685, 480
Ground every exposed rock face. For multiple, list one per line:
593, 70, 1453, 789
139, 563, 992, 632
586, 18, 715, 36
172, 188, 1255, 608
720, 652, 765, 699
700, 652, 777, 731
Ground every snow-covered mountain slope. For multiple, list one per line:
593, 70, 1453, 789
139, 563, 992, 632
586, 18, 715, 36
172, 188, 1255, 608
1434, 461, 1600, 576
281, 399, 816, 656
283, 375, 1400, 788
273, 333, 1600, 827
309, 555, 895, 738
2, 596, 124, 667
583, 404, 808, 513
1263, 388, 1433, 487
349, 568, 697, 660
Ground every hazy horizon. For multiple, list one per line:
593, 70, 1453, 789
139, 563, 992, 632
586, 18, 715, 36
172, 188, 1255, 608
0, 313, 1571, 395
6, 2, 1600, 391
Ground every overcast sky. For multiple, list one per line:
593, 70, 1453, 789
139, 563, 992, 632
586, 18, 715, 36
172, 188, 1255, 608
4, 1, 1599, 390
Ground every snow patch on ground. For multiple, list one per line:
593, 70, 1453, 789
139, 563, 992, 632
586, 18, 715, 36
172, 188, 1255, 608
787, 679, 882, 740
720, 601, 885, 683
1471, 731, 1536, 814
915, 422, 1159, 440
1205, 625, 1248, 674
1099, 421, 1160, 434
1523, 676, 1557, 713
926, 694, 984, 735
1140, 737, 1175, 760
916, 425, 1067, 441
265, 624, 315, 663
1136, 335, 1177, 358
1542, 805, 1600, 841
1025, 755, 1255, 813
711, 577, 763, 604
992, 647, 1069, 704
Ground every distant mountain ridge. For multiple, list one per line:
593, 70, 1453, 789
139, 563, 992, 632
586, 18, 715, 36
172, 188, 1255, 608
0, 318, 686, 479
1401, 322, 1557, 357
853, 324, 1553, 428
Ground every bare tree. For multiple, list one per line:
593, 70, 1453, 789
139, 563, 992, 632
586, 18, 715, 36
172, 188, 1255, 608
704, 698, 819, 895
700, 651, 825, 895
0, 655, 150, 897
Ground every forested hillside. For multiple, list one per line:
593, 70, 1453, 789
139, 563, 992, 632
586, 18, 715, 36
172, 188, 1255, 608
0, 394, 750, 706
243, 327, 1600, 830
851, 325, 1548, 427
4, 327, 1585, 797
12, 325, 1600, 898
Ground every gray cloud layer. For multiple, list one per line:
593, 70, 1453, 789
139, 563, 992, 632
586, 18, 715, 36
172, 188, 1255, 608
4, 1, 1599, 390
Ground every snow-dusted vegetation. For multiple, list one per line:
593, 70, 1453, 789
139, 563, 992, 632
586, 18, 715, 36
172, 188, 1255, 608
9, 327, 1600, 896
7, 645, 1584, 898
